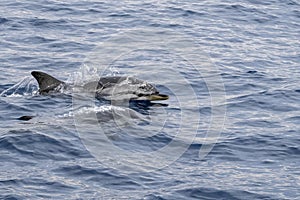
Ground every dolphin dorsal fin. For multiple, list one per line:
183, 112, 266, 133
31, 71, 65, 93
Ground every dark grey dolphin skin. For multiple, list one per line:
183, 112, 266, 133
31, 71, 67, 94
31, 71, 169, 101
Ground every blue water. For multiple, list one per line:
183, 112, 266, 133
1, 0, 300, 199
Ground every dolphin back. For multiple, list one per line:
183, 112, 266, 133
31, 71, 65, 94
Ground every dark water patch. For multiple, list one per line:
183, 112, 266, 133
295, 89, 300, 93
23, 36, 56, 44
0, 102, 32, 119
0, 153, 36, 166
47, 41, 86, 52
0, 179, 22, 187
199, 106, 211, 115
221, 70, 267, 80
286, 146, 300, 155
269, 77, 286, 82
0, 194, 25, 200
4, 18, 28, 31
111, 132, 173, 152
88, 8, 103, 13
54, 165, 142, 190
293, 10, 300, 18
213, 2, 280, 25
26, 18, 70, 29
283, 0, 299, 6
285, 116, 300, 124
260, 88, 300, 102
0, 17, 9, 24
0, 177, 76, 190
21, 95, 72, 112
217, 135, 300, 161
108, 13, 132, 18
12, 56, 36, 63
149, 23, 189, 29
54, 165, 107, 177
234, 119, 282, 128
144, 194, 166, 200
226, 89, 299, 112
221, 72, 242, 79
246, 0, 273, 6
253, 18, 269, 24
207, 143, 244, 162
182, 9, 205, 17
226, 3, 266, 16
167, 6, 205, 17
224, 83, 266, 94
23, 177, 77, 190
89, 176, 141, 190
136, 133, 173, 150
0, 130, 89, 161
173, 187, 276, 200
0, 177, 77, 199
42, 4, 75, 13
246, 70, 258, 74
244, 70, 266, 78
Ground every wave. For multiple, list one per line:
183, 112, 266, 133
0, 76, 38, 97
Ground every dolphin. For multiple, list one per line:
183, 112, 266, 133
31, 71, 169, 101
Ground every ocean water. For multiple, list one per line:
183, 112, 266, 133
0, 0, 299, 199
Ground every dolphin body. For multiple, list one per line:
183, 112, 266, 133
31, 71, 169, 101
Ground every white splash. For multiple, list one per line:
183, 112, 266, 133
0, 76, 38, 97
